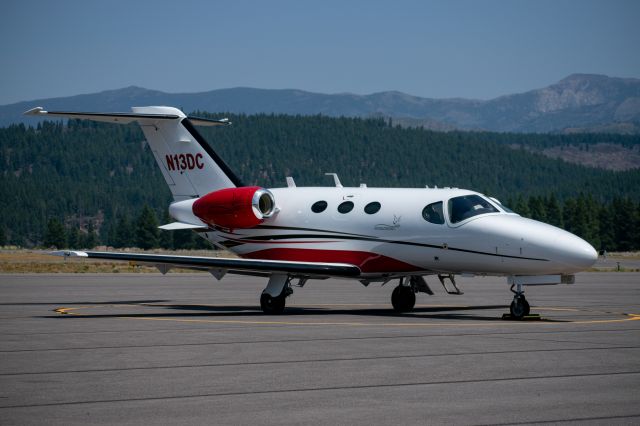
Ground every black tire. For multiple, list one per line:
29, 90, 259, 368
391, 286, 416, 313
509, 296, 529, 319
260, 293, 286, 314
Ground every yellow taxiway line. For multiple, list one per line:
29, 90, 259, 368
52, 304, 640, 328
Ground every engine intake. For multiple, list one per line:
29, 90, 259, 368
192, 186, 276, 229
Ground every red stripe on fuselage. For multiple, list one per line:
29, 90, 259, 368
243, 248, 422, 273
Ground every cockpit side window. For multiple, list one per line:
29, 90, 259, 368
448, 195, 499, 224
489, 196, 514, 213
422, 202, 445, 224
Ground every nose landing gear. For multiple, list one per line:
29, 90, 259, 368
509, 284, 530, 319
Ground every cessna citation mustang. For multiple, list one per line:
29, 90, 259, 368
25, 106, 598, 319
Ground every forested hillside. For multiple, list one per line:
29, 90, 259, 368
1, 114, 639, 250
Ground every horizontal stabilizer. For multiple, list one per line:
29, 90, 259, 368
23, 107, 179, 124
158, 222, 208, 231
23, 107, 231, 127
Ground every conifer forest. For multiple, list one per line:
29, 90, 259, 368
1, 114, 639, 251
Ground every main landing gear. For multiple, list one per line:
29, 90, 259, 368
390, 275, 465, 313
391, 282, 416, 313
391, 276, 436, 313
260, 274, 299, 314
509, 283, 530, 320
260, 291, 289, 315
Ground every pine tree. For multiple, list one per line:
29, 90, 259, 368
85, 221, 98, 249
583, 195, 601, 249
559, 194, 600, 248
158, 211, 173, 249
135, 205, 159, 249
528, 196, 547, 222
0, 226, 5, 246
173, 229, 194, 250
43, 218, 66, 249
66, 226, 80, 249
575, 196, 588, 238
545, 195, 563, 228
104, 222, 117, 248
612, 198, 636, 251
513, 195, 530, 218
113, 216, 133, 248
505, 197, 515, 211
598, 203, 614, 251
634, 201, 640, 250
563, 198, 579, 235
193, 233, 212, 249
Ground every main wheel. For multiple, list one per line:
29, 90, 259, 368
391, 285, 416, 313
509, 295, 530, 319
260, 293, 286, 314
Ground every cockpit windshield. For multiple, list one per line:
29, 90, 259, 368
448, 194, 499, 224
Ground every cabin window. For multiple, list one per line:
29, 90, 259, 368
448, 195, 498, 224
311, 200, 328, 213
364, 201, 381, 214
422, 202, 445, 224
337, 201, 354, 214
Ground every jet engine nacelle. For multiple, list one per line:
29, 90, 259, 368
192, 186, 276, 229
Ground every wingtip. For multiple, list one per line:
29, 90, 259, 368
49, 250, 89, 257
187, 116, 233, 127
23, 107, 46, 116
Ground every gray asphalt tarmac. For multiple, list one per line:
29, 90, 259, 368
1, 272, 639, 425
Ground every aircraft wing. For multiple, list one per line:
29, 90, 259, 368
51, 250, 361, 278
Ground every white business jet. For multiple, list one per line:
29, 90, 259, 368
25, 106, 598, 319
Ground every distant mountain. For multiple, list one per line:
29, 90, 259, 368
2, 74, 639, 133
474, 74, 640, 133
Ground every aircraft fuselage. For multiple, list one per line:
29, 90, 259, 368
189, 186, 597, 279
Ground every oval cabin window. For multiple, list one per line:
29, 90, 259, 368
311, 201, 328, 213
337, 201, 354, 214
364, 202, 381, 214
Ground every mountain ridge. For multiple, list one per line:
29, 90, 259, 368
2, 74, 639, 133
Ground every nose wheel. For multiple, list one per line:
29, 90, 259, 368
510, 294, 530, 319
509, 284, 531, 319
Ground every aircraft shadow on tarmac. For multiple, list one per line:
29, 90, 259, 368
1, 300, 169, 306
42, 302, 539, 322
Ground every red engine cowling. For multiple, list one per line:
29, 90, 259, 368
192, 186, 276, 229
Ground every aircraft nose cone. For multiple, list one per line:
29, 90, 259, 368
553, 228, 598, 271
471, 215, 598, 273
572, 239, 598, 269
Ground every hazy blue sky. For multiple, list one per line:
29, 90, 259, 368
1, 0, 639, 105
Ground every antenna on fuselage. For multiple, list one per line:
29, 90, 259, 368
325, 173, 343, 188
286, 176, 296, 188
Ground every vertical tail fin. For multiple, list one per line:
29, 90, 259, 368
132, 106, 242, 200
24, 106, 242, 201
